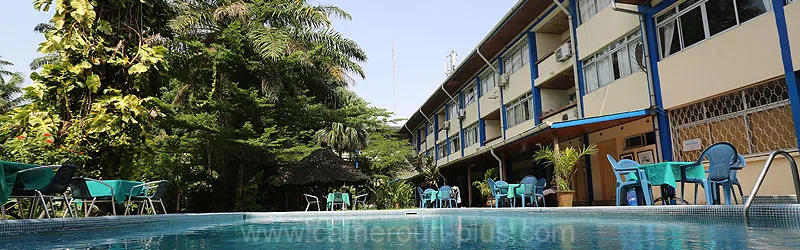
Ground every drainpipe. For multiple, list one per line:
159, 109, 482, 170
418, 109, 434, 151
490, 146, 504, 181
611, 1, 655, 107
477, 49, 507, 140
441, 85, 459, 104
419, 109, 434, 126
552, 0, 583, 118
611, 1, 664, 160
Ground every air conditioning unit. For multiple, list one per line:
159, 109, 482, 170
555, 42, 573, 62
457, 109, 467, 119
497, 74, 510, 88
443, 120, 450, 130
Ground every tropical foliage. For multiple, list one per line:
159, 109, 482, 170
0, 0, 412, 212
472, 168, 498, 199
367, 178, 415, 209
532, 145, 597, 192
0, 56, 25, 113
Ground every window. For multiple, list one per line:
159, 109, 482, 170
578, 0, 612, 24
427, 122, 434, 135
583, 31, 644, 93
669, 79, 795, 161
656, 0, 772, 58
464, 123, 479, 147
502, 42, 529, 75
449, 135, 460, 154
446, 102, 458, 120
506, 92, 533, 128
464, 84, 477, 107
480, 68, 498, 96
437, 141, 447, 159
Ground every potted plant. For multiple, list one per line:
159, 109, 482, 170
532, 144, 597, 207
471, 168, 498, 207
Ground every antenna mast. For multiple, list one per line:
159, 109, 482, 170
445, 50, 459, 76
392, 39, 397, 113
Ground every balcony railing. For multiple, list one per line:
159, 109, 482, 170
540, 102, 577, 122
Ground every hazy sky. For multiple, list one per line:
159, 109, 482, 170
0, 1, 517, 121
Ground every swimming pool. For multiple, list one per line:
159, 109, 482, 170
2, 205, 800, 249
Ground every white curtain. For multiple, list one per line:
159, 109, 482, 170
584, 63, 599, 93
596, 0, 613, 12
578, 0, 594, 23
597, 56, 613, 86
617, 46, 631, 78
661, 21, 677, 57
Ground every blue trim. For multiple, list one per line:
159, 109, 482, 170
499, 57, 508, 139
568, 0, 586, 118
416, 129, 421, 152
771, 0, 800, 149
459, 92, 465, 157
528, 32, 543, 124
640, 3, 675, 161
551, 109, 649, 129
582, 134, 593, 205
434, 116, 439, 160
476, 77, 487, 146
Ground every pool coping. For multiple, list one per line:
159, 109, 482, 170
2, 205, 800, 236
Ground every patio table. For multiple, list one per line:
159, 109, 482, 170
626, 162, 705, 188
1, 161, 54, 204
626, 161, 707, 204
506, 184, 526, 199
86, 180, 145, 204
326, 193, 351, 209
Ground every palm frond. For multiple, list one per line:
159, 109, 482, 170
29, 53, 61, 70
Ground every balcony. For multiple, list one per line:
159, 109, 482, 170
541, 103, 579, 124
535, 52, 574, 88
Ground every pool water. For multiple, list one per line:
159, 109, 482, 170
6, 213, 800, 249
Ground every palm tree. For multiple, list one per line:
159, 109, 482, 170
0, 56, 25, 113
167, 0, 367, 103
314, 122, 368, 154
532, 144, 597, 192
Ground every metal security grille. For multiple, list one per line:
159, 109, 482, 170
669, 78, 797, 161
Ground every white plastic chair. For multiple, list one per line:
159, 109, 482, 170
304, 194, 321, 212
353, 194, 368, 210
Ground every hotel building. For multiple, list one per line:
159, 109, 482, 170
402, 0, 800, 206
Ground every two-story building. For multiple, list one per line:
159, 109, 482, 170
404, 0, 800, 206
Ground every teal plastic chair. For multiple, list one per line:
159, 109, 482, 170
437, 185, 456, 208
518, 176, 536, 208
729, 154, 746, 204
534, 178, 547, 207
680, 142, 739, 205
607, 155, 653, 206
422, 188, 435, 208
494, 181, 510, 207
487, 179, 501, 208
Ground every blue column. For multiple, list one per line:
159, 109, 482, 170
640, 1, 676, 161
498, 57, 508, 139
476, 77, 486, 146
568, 0, 586, 118
434, 116, 439, 160
528, 31, 543, 124
459, 92, 465, 157
416, 128, 421, 152
771, 0, 800, 148
583, 134, 594, 205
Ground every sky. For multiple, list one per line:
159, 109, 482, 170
0, 1, 517, 121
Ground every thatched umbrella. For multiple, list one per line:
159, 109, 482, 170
277, 148, 368, 186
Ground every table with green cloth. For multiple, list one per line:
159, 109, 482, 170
86, 180, 145, 204
626, 161, 708, 204
326, 193, 351, 209
506, 184, 527, 199
1, 161, 54, 204
626, 162, 705, 188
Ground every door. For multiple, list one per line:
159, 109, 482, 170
596, 139, 618, 201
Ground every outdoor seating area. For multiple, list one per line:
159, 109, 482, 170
484, 176, 548, 208
608, 142, 747, 206
302, 191, 369, 211
416, 185, 462, 208
1, 161, 168, 219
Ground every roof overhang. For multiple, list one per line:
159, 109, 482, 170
402, 0, 557, 133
